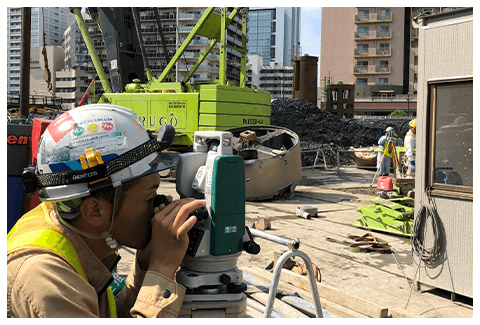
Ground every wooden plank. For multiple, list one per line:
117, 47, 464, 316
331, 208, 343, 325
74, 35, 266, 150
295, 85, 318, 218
246, 306, 264, 318
243, 266, 368, 318
248, 291, 309, 318
243, 265, 389, 318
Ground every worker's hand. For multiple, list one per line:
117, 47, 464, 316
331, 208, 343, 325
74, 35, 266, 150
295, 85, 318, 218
153, 194, 173, 214
139, 198, 206, 279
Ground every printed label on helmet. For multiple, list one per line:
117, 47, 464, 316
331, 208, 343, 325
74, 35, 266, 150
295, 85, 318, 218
102, 122, 114, 131
69, 132, 125, 161
73, 118, 116, 138
73, 126, 84, 137
87, 123, 99, 133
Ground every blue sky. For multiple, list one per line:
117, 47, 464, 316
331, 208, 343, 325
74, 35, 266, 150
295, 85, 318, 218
300, 7, 322, 58
300, 7, 322, 85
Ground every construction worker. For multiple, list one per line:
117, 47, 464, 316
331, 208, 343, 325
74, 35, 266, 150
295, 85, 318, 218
7, 104, 206, 318
403, 119, 417, 178
376, 126, 403, 176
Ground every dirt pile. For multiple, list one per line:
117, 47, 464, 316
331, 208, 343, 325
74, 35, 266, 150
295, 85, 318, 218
270, 98, 411, 167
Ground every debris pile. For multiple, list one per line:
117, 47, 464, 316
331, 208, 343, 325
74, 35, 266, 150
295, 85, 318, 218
270, 98, 411, 167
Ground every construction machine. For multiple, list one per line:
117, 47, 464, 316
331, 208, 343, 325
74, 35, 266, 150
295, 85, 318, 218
71, 7, 302, 201
71, 7, 271, 146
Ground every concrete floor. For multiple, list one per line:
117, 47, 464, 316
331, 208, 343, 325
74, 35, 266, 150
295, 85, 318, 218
117, 167, 473, 318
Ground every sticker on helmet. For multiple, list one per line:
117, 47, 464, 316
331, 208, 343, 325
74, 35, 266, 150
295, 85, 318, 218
102, 121, 114, 131
87, 123, 99, 133
69, 132, 126, 161
133, 119, 144, 131
73, 118, 116, 138
47, 111, 76, 143
73, 126, 84, 137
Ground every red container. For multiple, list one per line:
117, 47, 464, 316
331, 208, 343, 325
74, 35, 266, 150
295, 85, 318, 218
29, 118, 53, 210
377, 176, 393, 191
31, 118, 52, 164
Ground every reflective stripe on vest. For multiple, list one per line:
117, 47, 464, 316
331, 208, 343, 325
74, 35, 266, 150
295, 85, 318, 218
7, 203, 117, 318
378, 142, 394, 158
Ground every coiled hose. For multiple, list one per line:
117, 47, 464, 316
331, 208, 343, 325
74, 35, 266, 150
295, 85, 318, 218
411, 187, 442, 265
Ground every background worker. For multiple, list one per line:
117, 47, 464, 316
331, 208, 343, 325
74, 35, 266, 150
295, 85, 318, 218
7, 104, 206, 318
404, 119, 417, 178
376, 126, 403, 177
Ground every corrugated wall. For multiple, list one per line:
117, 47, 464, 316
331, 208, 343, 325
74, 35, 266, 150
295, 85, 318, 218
414, 9, 473, 298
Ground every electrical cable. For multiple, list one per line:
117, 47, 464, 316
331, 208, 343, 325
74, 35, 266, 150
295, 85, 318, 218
405, 187, 443, 311
411, 187, 442, 266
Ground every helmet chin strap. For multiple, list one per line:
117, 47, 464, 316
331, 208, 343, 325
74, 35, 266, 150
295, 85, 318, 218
58, 187, 123, 251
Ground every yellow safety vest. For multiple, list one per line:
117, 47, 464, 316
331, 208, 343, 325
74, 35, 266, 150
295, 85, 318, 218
7, 203, 117, 318
378, 139, 396, 158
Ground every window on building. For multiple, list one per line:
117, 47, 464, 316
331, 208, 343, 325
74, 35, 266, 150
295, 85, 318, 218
379, 78, 388, 85
357, 26, 369, 36
356, 78, 367, 85
379, 9, 391, 19
357, 44, 368, 51
358, 10, 369, 19
379, 26, 390, 37
427, 79, 473, 199
379, 43, 389, 51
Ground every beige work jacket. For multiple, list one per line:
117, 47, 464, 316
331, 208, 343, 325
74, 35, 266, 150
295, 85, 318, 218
6, 206, 186, 318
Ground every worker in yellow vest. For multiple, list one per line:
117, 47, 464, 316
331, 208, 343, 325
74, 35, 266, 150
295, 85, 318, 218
7, 104, 206, 318
376, 126, 403, 176
403, 119, 417, 178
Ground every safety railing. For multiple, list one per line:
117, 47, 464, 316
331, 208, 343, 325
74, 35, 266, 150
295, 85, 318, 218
301, 149, 328, 170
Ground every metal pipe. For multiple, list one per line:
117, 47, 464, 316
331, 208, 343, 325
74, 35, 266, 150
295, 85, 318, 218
131, 8, 152, 82
152, 7, 174, 82
337, 150, 340, 173
240, 8, 247, 88
70, 7, 113, 94
264, 250, 323, 318
248, 228, 299, 251
219, 8, 226, 85
20, 7, 31, 118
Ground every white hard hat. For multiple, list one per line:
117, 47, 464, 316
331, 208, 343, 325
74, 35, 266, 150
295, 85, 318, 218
386, 126, 395, 133
25, 104, 178, 202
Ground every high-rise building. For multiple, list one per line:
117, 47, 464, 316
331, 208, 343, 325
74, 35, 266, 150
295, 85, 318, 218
7, 7, 74, 96
247, 7, 301, 66
74, 8, 244, 89
320, 7, 462, 115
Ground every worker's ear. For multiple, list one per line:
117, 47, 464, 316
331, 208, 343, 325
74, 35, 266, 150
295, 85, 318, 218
79, 196, 112, 228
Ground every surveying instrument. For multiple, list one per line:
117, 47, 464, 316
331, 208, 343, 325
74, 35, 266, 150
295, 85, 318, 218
174, 131, 260, 317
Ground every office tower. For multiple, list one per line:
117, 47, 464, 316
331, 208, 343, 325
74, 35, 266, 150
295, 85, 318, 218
247, 7, 301, 66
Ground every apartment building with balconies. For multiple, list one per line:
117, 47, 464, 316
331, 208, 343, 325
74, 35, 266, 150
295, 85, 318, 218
320, 7, 461, 115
